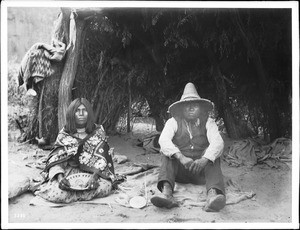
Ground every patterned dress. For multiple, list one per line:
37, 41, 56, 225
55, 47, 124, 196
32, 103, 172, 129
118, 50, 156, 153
35, 125, 116, 203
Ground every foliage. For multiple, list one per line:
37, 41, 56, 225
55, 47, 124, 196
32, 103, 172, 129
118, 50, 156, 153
8, 60, 34, 137
93, 8, 290, 140
13, 7, 292, 142
8, 60, 26, 106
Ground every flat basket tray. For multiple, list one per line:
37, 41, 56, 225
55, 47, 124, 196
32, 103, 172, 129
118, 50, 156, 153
66, 173, 92, 191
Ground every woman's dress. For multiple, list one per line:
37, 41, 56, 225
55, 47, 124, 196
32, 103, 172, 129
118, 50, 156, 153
35, 125, 117, 203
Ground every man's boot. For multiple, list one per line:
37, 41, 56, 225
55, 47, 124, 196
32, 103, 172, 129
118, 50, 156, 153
203, 188, 226, 212
151, 182, 179, 209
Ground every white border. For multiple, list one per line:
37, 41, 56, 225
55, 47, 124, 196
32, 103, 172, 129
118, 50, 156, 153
1, 1, 299, 229
1, 1, 9, 229
291, 1, 300, 227
1, 1, 298, 8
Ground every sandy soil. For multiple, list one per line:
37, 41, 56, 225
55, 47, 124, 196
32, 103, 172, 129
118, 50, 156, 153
6, 132, 293, 226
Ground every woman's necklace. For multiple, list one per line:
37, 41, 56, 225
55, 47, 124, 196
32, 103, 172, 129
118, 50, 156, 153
76, 128, 87, 139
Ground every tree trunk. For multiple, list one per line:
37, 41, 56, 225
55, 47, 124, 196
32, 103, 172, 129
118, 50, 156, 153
146, 98, 165, 132
38, 83, 45, 139
21, 10, 68, 144
127, 79, 132, 133
152, 113, 165, 132
53, 8, 71, 44
58, 18, 86, 129
206, 48, 242, 139
42, 8, 69, 143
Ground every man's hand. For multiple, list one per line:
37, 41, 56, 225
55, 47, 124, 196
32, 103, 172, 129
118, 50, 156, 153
174, 152, 193, 169
58, 173, 71, 191
189, 158, 209, 174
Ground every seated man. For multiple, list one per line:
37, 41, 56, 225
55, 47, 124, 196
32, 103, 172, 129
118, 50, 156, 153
150, 82, 226, 212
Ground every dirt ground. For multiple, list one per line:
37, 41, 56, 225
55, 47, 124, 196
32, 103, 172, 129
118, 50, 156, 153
5, 125, 293, 227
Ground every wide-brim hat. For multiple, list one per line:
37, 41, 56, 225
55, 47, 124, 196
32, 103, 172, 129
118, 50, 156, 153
168, 82, 214, 117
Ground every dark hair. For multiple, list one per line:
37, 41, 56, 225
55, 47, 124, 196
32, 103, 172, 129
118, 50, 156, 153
64, 98, 96, 134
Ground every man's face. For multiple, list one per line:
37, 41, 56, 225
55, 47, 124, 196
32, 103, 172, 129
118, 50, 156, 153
75, 104, 88, 126
182, 102, 201, 121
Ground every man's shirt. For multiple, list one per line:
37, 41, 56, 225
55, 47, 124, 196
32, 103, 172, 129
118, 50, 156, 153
158, 117, 224, 162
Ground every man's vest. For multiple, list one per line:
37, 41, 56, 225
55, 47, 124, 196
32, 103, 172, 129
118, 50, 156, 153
173, 117, 209, 157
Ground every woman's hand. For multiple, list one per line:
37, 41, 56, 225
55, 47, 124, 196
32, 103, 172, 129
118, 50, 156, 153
58, 173, 71, 191
86, 173, 100, 190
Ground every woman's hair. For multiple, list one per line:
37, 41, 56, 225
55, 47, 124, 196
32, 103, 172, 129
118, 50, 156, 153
64, 98, 96, 134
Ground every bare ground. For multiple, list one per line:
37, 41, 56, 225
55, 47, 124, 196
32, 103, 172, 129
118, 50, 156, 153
6, 130, 292, 224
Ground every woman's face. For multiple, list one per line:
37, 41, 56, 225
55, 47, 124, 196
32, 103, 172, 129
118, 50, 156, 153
182, 102, 201, 121
75, 104, 88, 126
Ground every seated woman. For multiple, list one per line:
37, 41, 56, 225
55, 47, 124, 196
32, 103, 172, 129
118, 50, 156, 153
35, 98, 119, 203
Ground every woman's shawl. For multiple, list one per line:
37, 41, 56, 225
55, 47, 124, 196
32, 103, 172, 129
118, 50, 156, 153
43, 125, 115, 181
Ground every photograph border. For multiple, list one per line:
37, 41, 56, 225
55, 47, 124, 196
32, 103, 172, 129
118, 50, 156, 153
1, 1, 299, 229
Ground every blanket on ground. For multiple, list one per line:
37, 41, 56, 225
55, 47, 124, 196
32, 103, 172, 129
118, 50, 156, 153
136, 132, 161, 154
223, 137, 292, 169
29, 164, 255, 209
